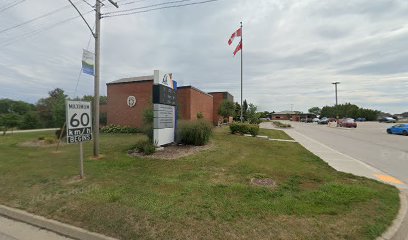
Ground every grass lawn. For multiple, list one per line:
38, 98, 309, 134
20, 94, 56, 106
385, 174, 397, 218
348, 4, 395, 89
258, 128, 293, 140
0, 128, 399, 240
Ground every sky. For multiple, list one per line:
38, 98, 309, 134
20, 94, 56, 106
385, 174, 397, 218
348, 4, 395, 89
1, 0, 408, 114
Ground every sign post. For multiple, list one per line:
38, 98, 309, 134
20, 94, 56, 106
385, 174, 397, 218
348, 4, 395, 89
66, 101, 93, 179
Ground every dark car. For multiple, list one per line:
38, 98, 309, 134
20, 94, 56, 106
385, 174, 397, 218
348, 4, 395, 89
387, 124, 408, 136
379, 117, 396, 123
339, 118, 357, 128
356, 117, 366, 122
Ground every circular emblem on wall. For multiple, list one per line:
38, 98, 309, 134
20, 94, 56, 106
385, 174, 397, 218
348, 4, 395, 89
127, 96, 136, 107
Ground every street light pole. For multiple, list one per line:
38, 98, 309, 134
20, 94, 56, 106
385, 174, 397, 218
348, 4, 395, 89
93, 0, 101, 158
332, 82, 340, 106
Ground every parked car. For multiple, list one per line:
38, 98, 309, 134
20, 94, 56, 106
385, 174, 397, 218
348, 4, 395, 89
312, 118, 320, 123
300, 118, 313, 123
379, 117, 396, 123
318, 117, 329, 124
387, 124, 408, 136
356, 117, 366, 122
339, 118, 357, 128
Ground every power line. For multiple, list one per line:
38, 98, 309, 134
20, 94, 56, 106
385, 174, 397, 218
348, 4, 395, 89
103, 0, 219, 18
81, 0, 95, 8
0, 10, 94, 48
0, 0, 26, 13
103, 0, 194, 15
0, 0, 83, 35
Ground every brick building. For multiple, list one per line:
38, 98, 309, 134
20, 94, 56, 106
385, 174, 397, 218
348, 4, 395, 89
106, 75, 233, 128
271, 111, 316, 122
208, 92, 234, 124
177, 86, 213, 122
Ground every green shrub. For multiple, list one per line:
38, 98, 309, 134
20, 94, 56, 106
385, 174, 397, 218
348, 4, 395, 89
143, 107, 154, 142
101, 124, 141, 134
229, 123, 259, 136
248, 125, 259, 136
135, 140, 156, 155
38, 136, 45, 140
196, 112, 204, 119
178, 120, 212, 146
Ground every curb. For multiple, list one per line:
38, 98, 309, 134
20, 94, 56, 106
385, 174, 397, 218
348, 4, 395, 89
0, 204, 117, 240
242, 134, 297, 143
377, 190, 408, 240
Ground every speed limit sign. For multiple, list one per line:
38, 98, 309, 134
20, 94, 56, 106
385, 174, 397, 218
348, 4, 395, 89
66, 101, 93, 144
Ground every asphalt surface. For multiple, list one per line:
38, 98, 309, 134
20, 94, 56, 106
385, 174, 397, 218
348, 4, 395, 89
0, 215, 72, 240
286, 121, 408, 186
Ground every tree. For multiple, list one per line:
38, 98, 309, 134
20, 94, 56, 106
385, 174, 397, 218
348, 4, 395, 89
0, 99, 35, 115
0, 113, 20, 135
19, 111, 42, 130
234, 102, 241, 121
308, 107, 321, 116
247, 104, 261, 124
320, 103, 379, 121
258, 111, 270, 118
242, 99, 248, 121
81, 95, 108, 105
218, 100, 235, 119
37, 88, 67, 128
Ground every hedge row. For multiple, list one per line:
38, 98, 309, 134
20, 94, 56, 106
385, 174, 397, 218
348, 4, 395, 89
229, 123, 259, 136
101, 124, 141, 134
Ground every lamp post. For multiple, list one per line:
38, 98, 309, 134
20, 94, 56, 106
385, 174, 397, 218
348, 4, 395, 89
332, 82, 340, 106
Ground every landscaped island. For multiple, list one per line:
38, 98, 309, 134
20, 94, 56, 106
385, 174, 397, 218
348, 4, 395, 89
0, 128, 399, 240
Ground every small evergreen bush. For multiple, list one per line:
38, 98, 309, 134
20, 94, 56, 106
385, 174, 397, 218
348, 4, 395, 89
229, 123, 259, 136
178, 120, 212, 146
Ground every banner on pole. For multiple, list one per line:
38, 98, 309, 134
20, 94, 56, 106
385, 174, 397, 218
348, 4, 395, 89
82, 49, 95, 76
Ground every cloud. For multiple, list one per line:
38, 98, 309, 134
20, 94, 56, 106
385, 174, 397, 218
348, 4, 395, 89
1, 0, 408, 113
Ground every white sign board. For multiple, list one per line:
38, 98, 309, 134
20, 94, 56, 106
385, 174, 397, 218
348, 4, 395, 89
66, 101, 93, 144
153, 70, 176, 146
153, 104, 175, 146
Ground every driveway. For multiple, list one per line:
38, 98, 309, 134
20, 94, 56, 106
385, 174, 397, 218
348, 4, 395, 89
273, 121, 408, 187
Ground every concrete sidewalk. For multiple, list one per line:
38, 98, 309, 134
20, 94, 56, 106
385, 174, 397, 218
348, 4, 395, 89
0, 204, 117, 240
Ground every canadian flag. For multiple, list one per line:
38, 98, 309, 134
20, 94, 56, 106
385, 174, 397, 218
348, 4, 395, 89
233, 40, 242, 56
228, 27, 242, 45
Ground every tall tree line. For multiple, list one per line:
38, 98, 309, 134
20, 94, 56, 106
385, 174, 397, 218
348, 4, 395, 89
0, 88, 107, 133
319, 103, 380, 120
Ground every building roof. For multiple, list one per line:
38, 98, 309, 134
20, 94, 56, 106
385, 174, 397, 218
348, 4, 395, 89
272, 111, 303, 115
107, 75, 153, 85
177, 85, 213, 97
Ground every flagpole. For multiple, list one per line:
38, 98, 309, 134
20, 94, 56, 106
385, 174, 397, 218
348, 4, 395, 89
240, 21, 243, 123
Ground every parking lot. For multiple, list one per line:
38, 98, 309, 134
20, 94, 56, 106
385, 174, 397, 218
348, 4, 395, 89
284, 121, 408, 186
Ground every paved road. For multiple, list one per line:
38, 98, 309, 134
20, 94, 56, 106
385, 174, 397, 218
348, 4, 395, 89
284, 121, 408, 186
0, 216, 72, 240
